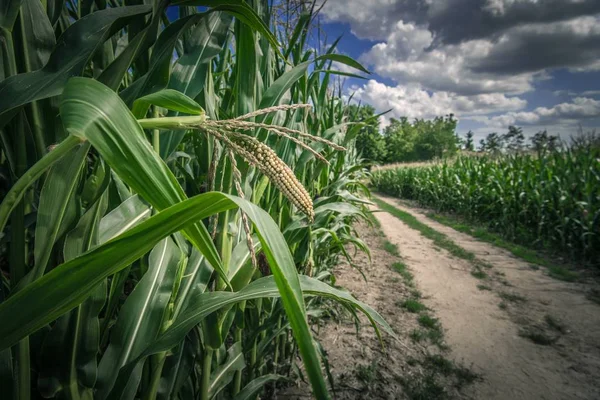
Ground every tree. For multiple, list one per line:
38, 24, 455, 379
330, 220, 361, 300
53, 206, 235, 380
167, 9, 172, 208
346, 104, 386, 163
464, 130, 475, 151
384, 114, 459, 163
479, 132, 503, 154
503, 125, 525, 153
531, 130, 560, 153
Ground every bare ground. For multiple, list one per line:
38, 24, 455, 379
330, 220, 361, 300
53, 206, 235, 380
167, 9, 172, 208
280, 195, 600, 399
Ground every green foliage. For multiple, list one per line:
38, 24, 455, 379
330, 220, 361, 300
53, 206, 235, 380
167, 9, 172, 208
384, 115, 459, 163
0, 2, 387, 399
346, 104, 386, 163
372, 140, 600, 267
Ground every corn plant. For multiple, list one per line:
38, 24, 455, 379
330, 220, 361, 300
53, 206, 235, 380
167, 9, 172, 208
372, 145, 600, 267
0, 1, 393, 399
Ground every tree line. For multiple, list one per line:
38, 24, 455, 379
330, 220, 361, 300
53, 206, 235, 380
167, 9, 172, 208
347, 104, 565, 164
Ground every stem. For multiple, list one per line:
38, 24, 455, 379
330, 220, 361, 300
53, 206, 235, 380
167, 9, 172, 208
0, 135, 81, 235
152, 106, 160, 153
232, 328, 242, 395
200, 348, 213, 400
137, 115, 207, 130
142, 353, 167, 400
10, 114, 29, 400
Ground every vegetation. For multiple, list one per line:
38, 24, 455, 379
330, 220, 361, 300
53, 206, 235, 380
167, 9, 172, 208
0, 2, 394, 399
372, 137, 600, 268
348, 110, 459, 164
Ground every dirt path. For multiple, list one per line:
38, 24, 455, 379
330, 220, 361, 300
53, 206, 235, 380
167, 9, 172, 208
375, 194, 600, 400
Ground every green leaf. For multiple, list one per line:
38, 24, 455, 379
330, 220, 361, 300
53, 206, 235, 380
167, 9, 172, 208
160, 11, 231, 157
233, 374, 286, 400
0, 5, 151, 128
208, 341, 245, 399
172, 0, 283, 60
31, 142, 90, 280
0, 0, 23, 31
60, 77, 229, 288
37, 192, 108, 398
96, 237, 183, 398
131, 89, 205, 119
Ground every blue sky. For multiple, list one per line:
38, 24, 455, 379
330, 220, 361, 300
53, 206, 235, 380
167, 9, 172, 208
314, 0, 600, 141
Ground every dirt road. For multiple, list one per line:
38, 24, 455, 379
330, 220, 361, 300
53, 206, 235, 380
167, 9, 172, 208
375, 194, 600, 400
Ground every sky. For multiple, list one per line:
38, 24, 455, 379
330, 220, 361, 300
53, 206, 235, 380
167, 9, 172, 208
315, 0, 600, 141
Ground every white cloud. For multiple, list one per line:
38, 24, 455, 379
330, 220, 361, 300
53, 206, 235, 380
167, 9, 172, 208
358, 21, 537, 95
350, 80, 527, 124
477, 97, 600, 127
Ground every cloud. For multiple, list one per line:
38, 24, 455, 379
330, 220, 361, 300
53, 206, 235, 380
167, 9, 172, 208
358, 21, 535, 95
350, 80, 527, 123
477, 97, 600, 127
468, 16, 600, 75
320, 0, 600, 44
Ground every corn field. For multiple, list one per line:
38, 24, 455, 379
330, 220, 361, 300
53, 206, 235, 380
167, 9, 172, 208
371, 145, 600, 267
0, 1, 393, 399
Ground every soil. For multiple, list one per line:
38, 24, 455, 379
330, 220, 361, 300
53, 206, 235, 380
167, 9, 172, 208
279, 194, 600, 400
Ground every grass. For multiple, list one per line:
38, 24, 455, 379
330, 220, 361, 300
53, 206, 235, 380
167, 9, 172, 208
499, 291, 527, 303
356, 360, 378, 385
544, 315, 567, 334
400, 373, 448, 400
498, 301, 508, 310
373, 198, 493, 273
477, 284, 492, 291
470, 269, 487, 279
426, 212, 580, 282
392, 261, 414, 284
519, 327, 558, 345
383, 240, 400, 256
400, 299, 427, 313
418, 314, 440, 330
423, 355, 478, 387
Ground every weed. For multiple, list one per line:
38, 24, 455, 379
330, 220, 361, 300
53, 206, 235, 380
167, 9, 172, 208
356, 360, 378, 385
544, 315, 567, 333
499, 302, 508, 310
499, 292, 527, 303
471, 269, 487, 279
477, 284, 492, 291
519, 327, 557, 345
392, 262, 414, 284
401, 299, 427, 313
418, 314, 440, 330
383, 240, 400, 256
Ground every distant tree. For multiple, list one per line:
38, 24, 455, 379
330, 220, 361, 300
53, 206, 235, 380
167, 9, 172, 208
531, 130, 560, 154
503, 125, 526, 153
464, 130, 475, 151
384, 114, 459, 163
479, 132, 503, 154
346, 104, 386, 163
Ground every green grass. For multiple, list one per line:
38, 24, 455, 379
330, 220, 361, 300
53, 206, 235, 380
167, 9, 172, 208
400, 299, 427, 313
374, 198, 493, 273
383, 240, 400, 256
400, 373, 448, 400
423, 355, 478, 387
498, 301, 508, 310
392, 261, 414, 284
477, 284, 492, 291
426, 212, 580, 282
499, 291, 527, 303
471, 269, 487, 279
418, 314, 440, 330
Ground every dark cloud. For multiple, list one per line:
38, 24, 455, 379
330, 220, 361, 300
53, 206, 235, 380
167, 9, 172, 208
468, 20, 600, 75
427, 0, 600, 45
